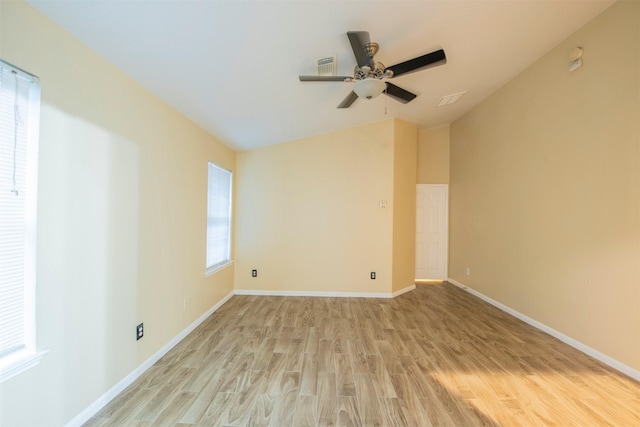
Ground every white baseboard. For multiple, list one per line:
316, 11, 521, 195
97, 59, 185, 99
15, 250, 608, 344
447, 278, 640, 382
65, 290, 235, 427
392, 284, 416, 298
235, 284, 416, 299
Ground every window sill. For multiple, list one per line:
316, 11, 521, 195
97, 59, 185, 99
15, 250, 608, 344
205, 260, 233, 277
0, 348, 49, 383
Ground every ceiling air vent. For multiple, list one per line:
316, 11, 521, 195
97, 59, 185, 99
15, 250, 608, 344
435, 91, 467, 107
316, 55, 337, 76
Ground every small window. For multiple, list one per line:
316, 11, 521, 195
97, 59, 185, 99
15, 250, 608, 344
206, 162, 232, 275
0, 59, 46, 382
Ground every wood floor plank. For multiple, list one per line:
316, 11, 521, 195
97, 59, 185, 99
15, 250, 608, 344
178, 368, 226, 424
378, 397, 410, 427
247, 394, 276, 427
196, 391, 235, 426
300, 353, 319, 396
268, 372, 299, 427
366, 355, 397, 398
335, 353, 356, 397
83, 284, 640, 427
337, 396, 363, 427
90, 383, 146, 421
376, 339, 405, 374
292, 395, 317, 427
316, 372, 337, 427
252, 337, 277, 371
305, 327, 319, 354
353, 372, 382, 427
348, 341, 370, 374
104, 387, 156, 425
152, 390, 196, 427
218, 351, 254, 393
388, 373, 435, 427
135, 367, 193, 422
274, 326, 294, 353
79, 417, 110, 427
317, 338, 335, 373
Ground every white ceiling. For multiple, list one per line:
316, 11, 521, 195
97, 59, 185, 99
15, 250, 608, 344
28, 0, 614, 152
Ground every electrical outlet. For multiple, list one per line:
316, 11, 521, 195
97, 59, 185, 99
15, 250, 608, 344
136, 323, 144, 341
371, 272, 376, 280
252, 269, 257, 277
465, 268, 471, 277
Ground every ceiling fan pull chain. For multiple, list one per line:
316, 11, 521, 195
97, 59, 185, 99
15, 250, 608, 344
384, 88, 388, 115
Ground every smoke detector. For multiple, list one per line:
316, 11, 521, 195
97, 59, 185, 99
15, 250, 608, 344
569, 47, 583, 72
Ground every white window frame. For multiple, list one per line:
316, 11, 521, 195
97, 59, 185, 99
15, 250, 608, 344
205, 162, 232, 276
0, 60, 47, 383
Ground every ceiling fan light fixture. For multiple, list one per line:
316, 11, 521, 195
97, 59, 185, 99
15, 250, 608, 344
353, 78, 386, 100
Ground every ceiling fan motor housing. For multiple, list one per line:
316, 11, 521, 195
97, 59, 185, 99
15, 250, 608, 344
353, 62, 391, 80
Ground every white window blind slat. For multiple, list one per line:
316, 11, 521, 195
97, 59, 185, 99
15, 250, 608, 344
206, 162, 232, 271
0, 62, 38, 361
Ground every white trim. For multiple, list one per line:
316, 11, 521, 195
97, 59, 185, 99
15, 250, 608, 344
447, 278, 640, 382
205, 259, 233, 277
234, 286, 416, 299
0, 349, 48, 383
392, 284, 416, 298
23, 76, 41, 363
65, 291, 235, 427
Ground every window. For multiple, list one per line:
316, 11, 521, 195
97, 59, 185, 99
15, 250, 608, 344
0, 60, 45, 382
206, 162, 232, 275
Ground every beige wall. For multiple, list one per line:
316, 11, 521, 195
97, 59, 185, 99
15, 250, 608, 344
450, 0, 639, 371
392, 120, 418, 292
0, 1, 236, 425
417, 125, 450, 184
235, 118, 417, 294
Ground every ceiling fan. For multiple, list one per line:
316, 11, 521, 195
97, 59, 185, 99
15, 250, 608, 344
299, 31, 447, 108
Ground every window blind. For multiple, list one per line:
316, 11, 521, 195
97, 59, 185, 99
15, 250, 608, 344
206, 162, 232, 271
0, 61, 39, 358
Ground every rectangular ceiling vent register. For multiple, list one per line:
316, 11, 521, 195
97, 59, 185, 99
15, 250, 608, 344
316, 55, 337, 76
436, 91, 467, 107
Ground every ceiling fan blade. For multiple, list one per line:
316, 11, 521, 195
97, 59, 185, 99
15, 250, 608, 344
384, 82, 417, 104
347, 31, 372, 68
337, 91, 358, 109
385, 49, 446, 78
299, 75, 352, 82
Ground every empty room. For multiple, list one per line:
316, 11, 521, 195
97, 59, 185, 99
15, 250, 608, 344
0, 0, 638, 426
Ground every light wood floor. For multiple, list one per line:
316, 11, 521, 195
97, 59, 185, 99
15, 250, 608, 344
85, 282, 640, 426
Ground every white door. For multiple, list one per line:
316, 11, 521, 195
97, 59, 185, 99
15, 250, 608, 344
416, 184, 448, 280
